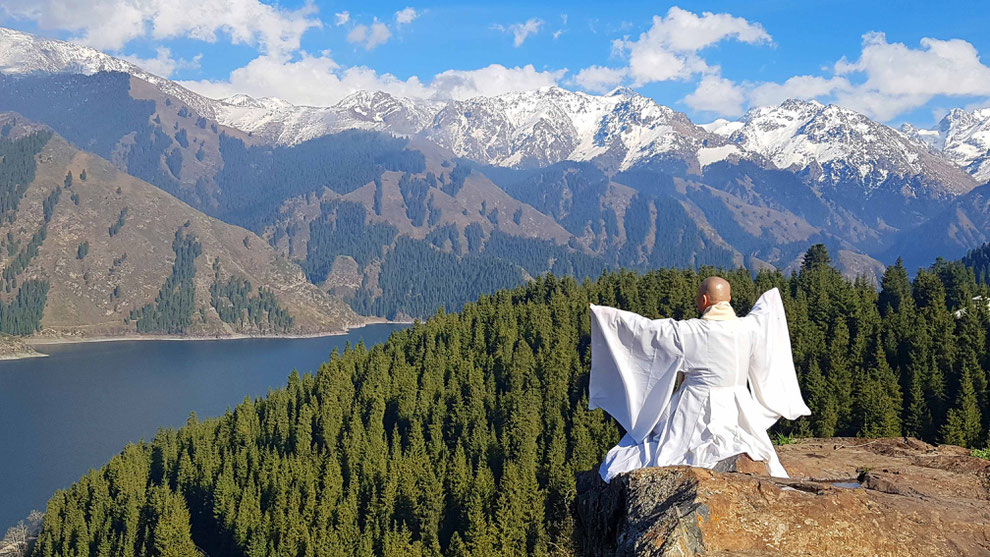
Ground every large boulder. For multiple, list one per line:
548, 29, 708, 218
574, 437, 990, 556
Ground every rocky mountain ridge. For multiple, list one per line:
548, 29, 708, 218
0, 112, 362, 339
0, 26, 984, 198
575, 437, 990, 556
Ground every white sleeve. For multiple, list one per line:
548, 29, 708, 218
745, 288, 812, 430
588, 304, 683, 442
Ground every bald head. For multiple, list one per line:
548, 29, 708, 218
697, 276, 731, 313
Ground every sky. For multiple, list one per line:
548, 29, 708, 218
3, 0, 990, 127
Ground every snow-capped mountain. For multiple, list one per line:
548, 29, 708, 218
0, 25, 982, 196
426, 86, 712, 169
902, 108, 990, 184
0, 26, 222, 117
705, 99, 976, 198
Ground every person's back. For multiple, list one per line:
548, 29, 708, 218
678, 317, 752, 390
589, 277, 811, 482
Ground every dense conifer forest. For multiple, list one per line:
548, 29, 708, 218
215, 131, 425, 229
31, 245, 990, 556
210, 259, 294, 333
129, 228, 202, 334
0, 129, 56, 334
0, 128, 53, 219
962, 243, 990, 284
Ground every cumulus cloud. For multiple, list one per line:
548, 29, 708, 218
683, 74, 745, 116
830, 32, 990, 120
334, 11, 350, 26
493, 18, 544, 47
613, 6, 770, 85
395, 7, 419, 25
347, 21, 392, 51
122, 47, 201, 77
726, 32, 990, 121
572, 66, 627, 93
431, 64, 564, 99
747, 75, 851, 107
180, 57, 564, 106
179, 51, 432, 106
571, 6, 771, 100
2, 0, 320, 58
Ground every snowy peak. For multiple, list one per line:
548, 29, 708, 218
936, 108, 990, 183
0, 27, 138, 76
0, 25, 985, 192
428, 86, 707, 169
716, 99, 976, 196
0, 26, 224, 118
899, 108, 990, 184
334, 90, 443, 135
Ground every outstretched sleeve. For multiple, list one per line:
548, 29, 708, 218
588, 304, 683, 443
745, 288, 812, 430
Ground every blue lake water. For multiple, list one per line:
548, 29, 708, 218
0, 323, 409, 530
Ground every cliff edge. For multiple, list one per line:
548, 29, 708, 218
574, 437, 990, 556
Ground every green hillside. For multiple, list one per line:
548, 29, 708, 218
31, 246, 990, 556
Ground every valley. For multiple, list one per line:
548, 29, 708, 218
1, 11, 990, 557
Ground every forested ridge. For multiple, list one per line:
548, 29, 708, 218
31, 245, 990, 557
0, 127, 55, 334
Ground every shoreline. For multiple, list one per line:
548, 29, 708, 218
10, 319, 415, 354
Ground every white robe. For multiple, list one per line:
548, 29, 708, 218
589, 288, 810, 482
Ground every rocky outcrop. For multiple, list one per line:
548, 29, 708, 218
574, 438, 990, 556
0, 335, 43, 360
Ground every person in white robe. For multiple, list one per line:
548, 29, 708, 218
589, 277, 810, 482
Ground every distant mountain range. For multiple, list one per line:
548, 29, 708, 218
0, 26, 988, 326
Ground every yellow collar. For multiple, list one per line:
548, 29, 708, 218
701, 301, 737, 321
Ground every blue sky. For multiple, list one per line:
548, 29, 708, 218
4, 0, 990, 126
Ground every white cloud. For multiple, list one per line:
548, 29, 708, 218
829, 32, 990, 120
683, 73, 745, 116
614, 6, 770, 85
395, 7, 419, 25
2, 0, 320, 58
347, 21, 392, 51
334, 11, 350, 26
494, 18, 544, 47
734, 32, 990, 121
180, 57, 563, 106
431, 64, 565, 99
122, 47, 201, 77
180, 52, 431, 106
571, 7, 770, 97
572, 66, 627, 93
748, 75, 850, 107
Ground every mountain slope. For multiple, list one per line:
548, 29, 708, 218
705, 100, 976, 200
885, 183, 990, 270
0, 112, 361, 337
4, 25, 990, 304
26, 261, 990, 556
903, 107, 990, 184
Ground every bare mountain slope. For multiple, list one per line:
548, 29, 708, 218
0, 113, 361, 338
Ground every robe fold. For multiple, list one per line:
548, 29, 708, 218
589, 288, 811, 482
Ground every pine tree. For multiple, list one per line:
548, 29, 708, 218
941, 363, 983, 447
804, 359, 838, 437
139, 485, 198, 557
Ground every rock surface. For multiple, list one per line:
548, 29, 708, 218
574, 437, 990, 556
0, 335, 43, 360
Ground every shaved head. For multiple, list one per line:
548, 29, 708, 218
697, 276, 731, 313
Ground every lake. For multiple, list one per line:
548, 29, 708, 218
0, 323, 409, 531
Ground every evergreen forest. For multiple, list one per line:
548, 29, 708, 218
31, 245, 990, 557
0, 129, 56, 334
129, 229, 202, 334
